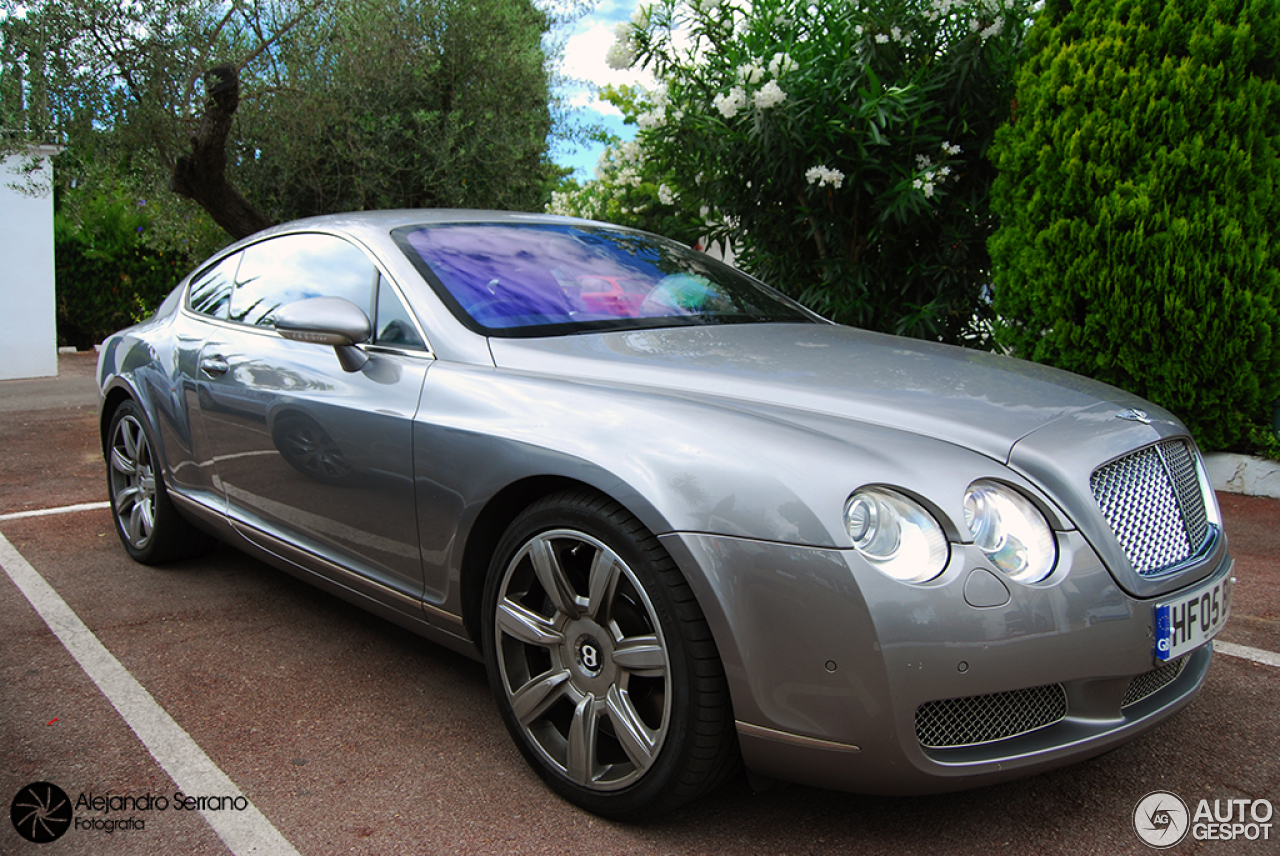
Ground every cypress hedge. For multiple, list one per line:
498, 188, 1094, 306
989, 0, 1280, 450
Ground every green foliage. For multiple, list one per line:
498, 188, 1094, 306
1, 0, 571, 241
55, 191, 192, 349
989, 0, 1280, 450
601, 0, 1034, 345
241, 0, 560, 216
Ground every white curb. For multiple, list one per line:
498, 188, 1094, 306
1203, 453, 1280, 500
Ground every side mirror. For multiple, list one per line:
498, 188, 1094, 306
274, 297, 372, 372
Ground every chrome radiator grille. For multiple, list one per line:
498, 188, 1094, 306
1090, 440, 1211, 577
915, 683, 1067, 749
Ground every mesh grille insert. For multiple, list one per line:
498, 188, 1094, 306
915, 684, 1068, 749
1122, 656, 1188, 709
1090, 440, 1211, 577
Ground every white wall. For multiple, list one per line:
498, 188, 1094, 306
0, 147, 59, 380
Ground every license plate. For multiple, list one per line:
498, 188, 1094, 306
1154, 573, 1232, 661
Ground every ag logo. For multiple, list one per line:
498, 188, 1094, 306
10, 781, 73, 844
1134, 790, 1189, 848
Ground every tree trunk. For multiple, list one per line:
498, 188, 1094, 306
170, 64, 274, 241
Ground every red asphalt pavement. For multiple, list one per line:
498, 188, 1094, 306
2, 353, 1277, 855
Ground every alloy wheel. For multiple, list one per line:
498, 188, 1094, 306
493, 528, 672, 791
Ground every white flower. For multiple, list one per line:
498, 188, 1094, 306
637, 111, 661, 130
942, 141, 962, 155
923, 182, 935, 198
938, 166, 952, 177
606, 37, 636, 70
855, 24, 864, 36
805, 165, 845, 189
768, 52, 797, 76
713, 86, 748, 119
737, 63, 765, 84
916, 154, 933, 169
980, 19, 1005, 40
875, 32, 890, 44
658, 184, 677, 205
753, 80, 787, 110
631, 3, 652, 28
891, 26, 902, 41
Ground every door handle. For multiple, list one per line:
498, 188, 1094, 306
199, 356, 229, 377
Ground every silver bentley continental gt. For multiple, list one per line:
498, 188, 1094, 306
97, 211, 1233, 818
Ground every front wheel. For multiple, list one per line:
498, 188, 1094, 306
482, 490, 737, 819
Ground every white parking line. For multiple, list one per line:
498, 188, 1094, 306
0, 500, 111, 521
1216, 641, 1280, 669
0, 532, 301, 856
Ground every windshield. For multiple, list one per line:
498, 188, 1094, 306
394, 223, 818, 337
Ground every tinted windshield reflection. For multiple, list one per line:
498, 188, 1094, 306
395, 224, 816, 336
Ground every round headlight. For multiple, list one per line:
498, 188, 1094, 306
844, 487, 949, 584
963, 480, 1057, 584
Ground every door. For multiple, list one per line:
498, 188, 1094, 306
186, 232, 431, 603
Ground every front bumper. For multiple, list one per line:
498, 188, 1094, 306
661, 530, 1232, 795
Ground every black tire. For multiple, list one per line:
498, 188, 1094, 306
481, 489, 737, 819
106, 400, 215, 564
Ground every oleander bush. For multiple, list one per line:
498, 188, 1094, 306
989, 0, 1280, 450
580, 0, 1035, 346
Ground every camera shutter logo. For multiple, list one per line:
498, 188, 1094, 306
1134, 791, 1190, 848
10, 782, 73, 844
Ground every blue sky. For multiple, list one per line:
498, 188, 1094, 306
548, 0, 656, 180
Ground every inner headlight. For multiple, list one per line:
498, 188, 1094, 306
844, 487, 949, 584
963, 480, 1057, 584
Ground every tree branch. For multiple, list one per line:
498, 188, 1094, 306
169, 64, 274, 240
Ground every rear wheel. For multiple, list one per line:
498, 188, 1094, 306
482, 490, 737, 819
106, 401, 214, 564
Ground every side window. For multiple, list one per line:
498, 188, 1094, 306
229, 233, 377, 327
373, 275, 427, 351
187, 254, 240, 319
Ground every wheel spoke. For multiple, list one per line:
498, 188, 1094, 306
496, 599, 564, 648
529, 537, 580, 619
115, 485, 141, 510
510, 668, 572, 726
612, 634, 666, 677
586, 549, 622, 621
605, 685, 658, 772
566, 693, 600, 784
128, 502, 151, 546
110, 447, 137, 476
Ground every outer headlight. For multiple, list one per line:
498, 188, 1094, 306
963, 480, 1057, 584
844, 487, 949, 584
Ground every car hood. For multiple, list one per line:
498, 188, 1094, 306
487, 324, 1166, 463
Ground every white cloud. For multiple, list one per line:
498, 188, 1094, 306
561, 22, 656, 93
